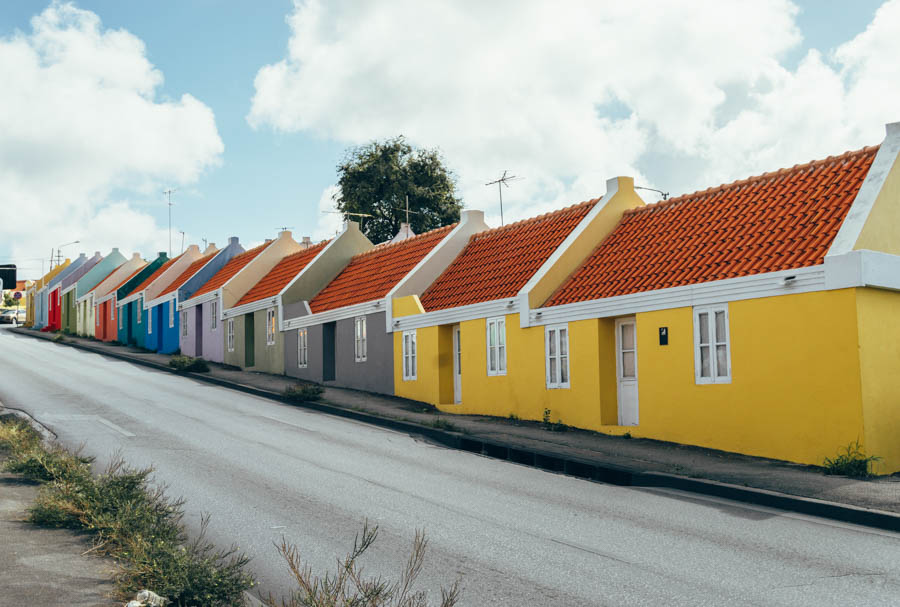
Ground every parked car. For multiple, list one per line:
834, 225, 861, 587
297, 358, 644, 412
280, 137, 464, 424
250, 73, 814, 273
0, 309, 24, 325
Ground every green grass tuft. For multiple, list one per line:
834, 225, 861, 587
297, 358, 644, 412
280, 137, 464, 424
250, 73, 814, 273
823, 440, 881, 478
168, 355, 210, 373
283, 383, 324, 403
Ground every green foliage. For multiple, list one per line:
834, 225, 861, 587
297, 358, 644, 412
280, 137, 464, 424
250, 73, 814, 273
541, 408, 568, 433
429, 418, 459, 432
283, 383, 324, 403
52, 333, 65, 343
262, 521, 460, 607
3, 292, 14, 307
168, 355, 210, 373
334, 136, 462, 244
0, 418, 255, 606
823, 440, 882, 478
622, 432, 632, 440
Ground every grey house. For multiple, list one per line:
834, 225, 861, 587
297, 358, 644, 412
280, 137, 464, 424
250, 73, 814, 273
282, 211, 488, 394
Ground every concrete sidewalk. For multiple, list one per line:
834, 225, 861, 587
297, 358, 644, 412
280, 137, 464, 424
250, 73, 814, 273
10, 327, 900, 528
0, 464, 117, 606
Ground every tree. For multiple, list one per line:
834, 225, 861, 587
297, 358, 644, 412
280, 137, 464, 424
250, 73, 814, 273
333, 136, 462, 244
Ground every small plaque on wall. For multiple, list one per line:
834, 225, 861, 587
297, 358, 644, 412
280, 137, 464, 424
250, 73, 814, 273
659, 327, 669, 346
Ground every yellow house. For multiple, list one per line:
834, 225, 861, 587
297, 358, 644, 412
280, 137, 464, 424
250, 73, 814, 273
394, 122, 900, 474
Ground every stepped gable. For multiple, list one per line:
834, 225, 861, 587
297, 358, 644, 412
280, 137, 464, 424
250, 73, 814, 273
546, 145, 879, 306
310, 225, 455, 313
419, 200, 597, 311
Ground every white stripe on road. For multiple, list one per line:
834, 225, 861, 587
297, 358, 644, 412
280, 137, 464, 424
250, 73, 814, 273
96, 416, 135, 437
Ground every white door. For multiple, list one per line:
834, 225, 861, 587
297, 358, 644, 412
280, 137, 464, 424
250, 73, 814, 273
616, 318, 639, 426
452, 324, 462, 404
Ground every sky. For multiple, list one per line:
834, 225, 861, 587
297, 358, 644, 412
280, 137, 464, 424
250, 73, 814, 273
1, 0, 897, 279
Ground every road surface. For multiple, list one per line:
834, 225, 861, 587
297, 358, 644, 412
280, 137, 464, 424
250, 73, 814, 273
1, 327, 899, 606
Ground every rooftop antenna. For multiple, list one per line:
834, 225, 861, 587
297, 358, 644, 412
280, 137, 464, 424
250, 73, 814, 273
179, 231, 186, 254
163, 188, 177, 257
276, 226, 294, 232
635, 186, 669, 200
201, 238, 208, 250
485, 170, 524, 226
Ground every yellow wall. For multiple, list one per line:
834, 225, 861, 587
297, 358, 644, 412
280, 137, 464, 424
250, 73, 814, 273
855, 149, 900, 255
394, 288, 888, 470
855, 288, 900, 474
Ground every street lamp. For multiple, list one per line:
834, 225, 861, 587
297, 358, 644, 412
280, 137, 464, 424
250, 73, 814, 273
53, 240, 80, 269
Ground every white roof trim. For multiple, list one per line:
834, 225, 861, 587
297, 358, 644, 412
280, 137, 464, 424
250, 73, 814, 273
827, 122, 900, 257
145, 291, 177, 310
223, 295, 279, 319
283, 299, 384, 331
391, 298, 513, 332
178, 289, 218, 311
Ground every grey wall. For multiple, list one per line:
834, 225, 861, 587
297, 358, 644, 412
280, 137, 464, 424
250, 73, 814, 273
285, 311, 393, 394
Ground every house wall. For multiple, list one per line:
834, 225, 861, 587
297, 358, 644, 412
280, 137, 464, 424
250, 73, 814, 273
180, 303, 198, 357
77, 296, 96, 337
395, 289, 870, 470
201, 299, 224, 362
61, 291, 75, 333
98, 298, 118, 342
224, 313, 246, 368
251, 308, 285, 375
285, 321, 324, 383
139, 302, 165, 351
154, 300, 181, 354
855, 287, 900, 474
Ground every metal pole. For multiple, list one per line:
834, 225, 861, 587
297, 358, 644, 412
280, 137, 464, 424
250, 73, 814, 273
498, 182, 504, 226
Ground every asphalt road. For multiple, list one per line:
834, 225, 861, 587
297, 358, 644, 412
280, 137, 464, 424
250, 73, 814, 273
1, 326, 899, 606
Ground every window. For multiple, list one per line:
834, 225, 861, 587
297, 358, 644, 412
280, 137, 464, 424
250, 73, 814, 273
297, 328, 308, 368
210, 300, 218, 330
168, 302, 174, 328
694, 304, 731, 383
181, 311, 188, 337
118, 306, 122, 330
354, 316, 367, 362
147, 305, 152, 334
266, 308, 277, 346
486, 317, 507, 375
137, 301, 141, 324
402, 330, 417, 380
226, 318, 235, 352
110, 299, 115, 320
95, 307, 100, 326
545, 324, 570, 389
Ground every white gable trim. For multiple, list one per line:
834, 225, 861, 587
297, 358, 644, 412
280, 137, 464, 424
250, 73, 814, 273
222, 295, 279, 319
828, 122, 900, 257
283, 299, 384, 331
178, 289, 218, 311
145, 291, 177, 310
391, 298, 513, 332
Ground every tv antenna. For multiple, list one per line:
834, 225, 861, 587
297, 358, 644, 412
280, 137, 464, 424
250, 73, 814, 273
485, 170, 524, 225
276, 226, 295, 232
163, 188, 177, 257
179, 231, 186, 254
635, 185, 669, 200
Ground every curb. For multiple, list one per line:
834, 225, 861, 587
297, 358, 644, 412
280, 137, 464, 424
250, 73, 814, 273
11, 327, 900, 533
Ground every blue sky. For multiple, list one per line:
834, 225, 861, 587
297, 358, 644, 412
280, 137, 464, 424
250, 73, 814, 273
1, 0, 896, 278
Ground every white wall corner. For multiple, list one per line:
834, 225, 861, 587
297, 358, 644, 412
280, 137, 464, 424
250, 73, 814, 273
517, 292, 531, 328
859, 250, 900, 291
824, 251, 863, 290
385, 296, 393, 333
827, 123, 900, 257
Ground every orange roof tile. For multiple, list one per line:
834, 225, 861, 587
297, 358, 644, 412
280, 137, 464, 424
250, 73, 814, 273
110, 267, 146, 294
188, 243, 269, 300
310, 226, 455, 313
546, 145, 879, 306
236, 241, 329, 307
158, 252, 217, 298
419, 201, 597, 311
126, 255, 181, 297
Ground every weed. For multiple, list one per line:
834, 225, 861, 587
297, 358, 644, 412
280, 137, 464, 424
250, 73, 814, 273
823, 440, 881, 478
507, 413, 519, 422
623, 432, 632, 440
168, 355, 210, 373
541, 409, 568, 432
0, 418, 255, 605
52, 333, 65, 343
283, 383, 324, 403
542, 408, 551, 425
430, 418, 459, 432
262, 521, 459, 607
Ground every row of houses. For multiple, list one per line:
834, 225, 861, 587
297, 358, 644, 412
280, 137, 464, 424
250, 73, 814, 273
24, 123, 900, 473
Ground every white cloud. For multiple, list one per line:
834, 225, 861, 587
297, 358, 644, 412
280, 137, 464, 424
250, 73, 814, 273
0, 2, 223, 275
250, 0, 900, 228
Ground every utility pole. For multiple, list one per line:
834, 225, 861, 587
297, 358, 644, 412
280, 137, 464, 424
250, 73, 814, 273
163, 188, 177, 257
485, 171, 523, 226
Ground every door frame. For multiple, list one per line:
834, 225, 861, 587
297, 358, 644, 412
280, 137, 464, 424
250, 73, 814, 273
452, 324, 461, 404
615, 316, 639, 426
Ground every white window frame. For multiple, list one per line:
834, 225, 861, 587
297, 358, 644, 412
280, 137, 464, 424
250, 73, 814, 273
181, 310, 188, 337
95, 306, 100, 327
226, 318, 235, 352
486, 316, 507, 376
137, 301, 141, 324
354, 316, 367, 362
265, 308, 277, 346
545, 323, 570, 389
402, 330, 417, 381
110, 298, 115, 320
297, 328, 308, 368
694, 304, 732, 384
147, 305, 152, 334
168, 302, 174, 328
210, 300, 218, 331
118, 306, 123, 330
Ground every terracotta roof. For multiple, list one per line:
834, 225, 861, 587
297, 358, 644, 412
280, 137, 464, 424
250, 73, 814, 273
236, 241, 329, 307
126, 255, 181, 297
310, 226, 455, 313
110, 267, 146, 294
546, 145, 879, 306
158, 252, 217, 298
419, 201, 597, 311
188, 243, 268, 300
